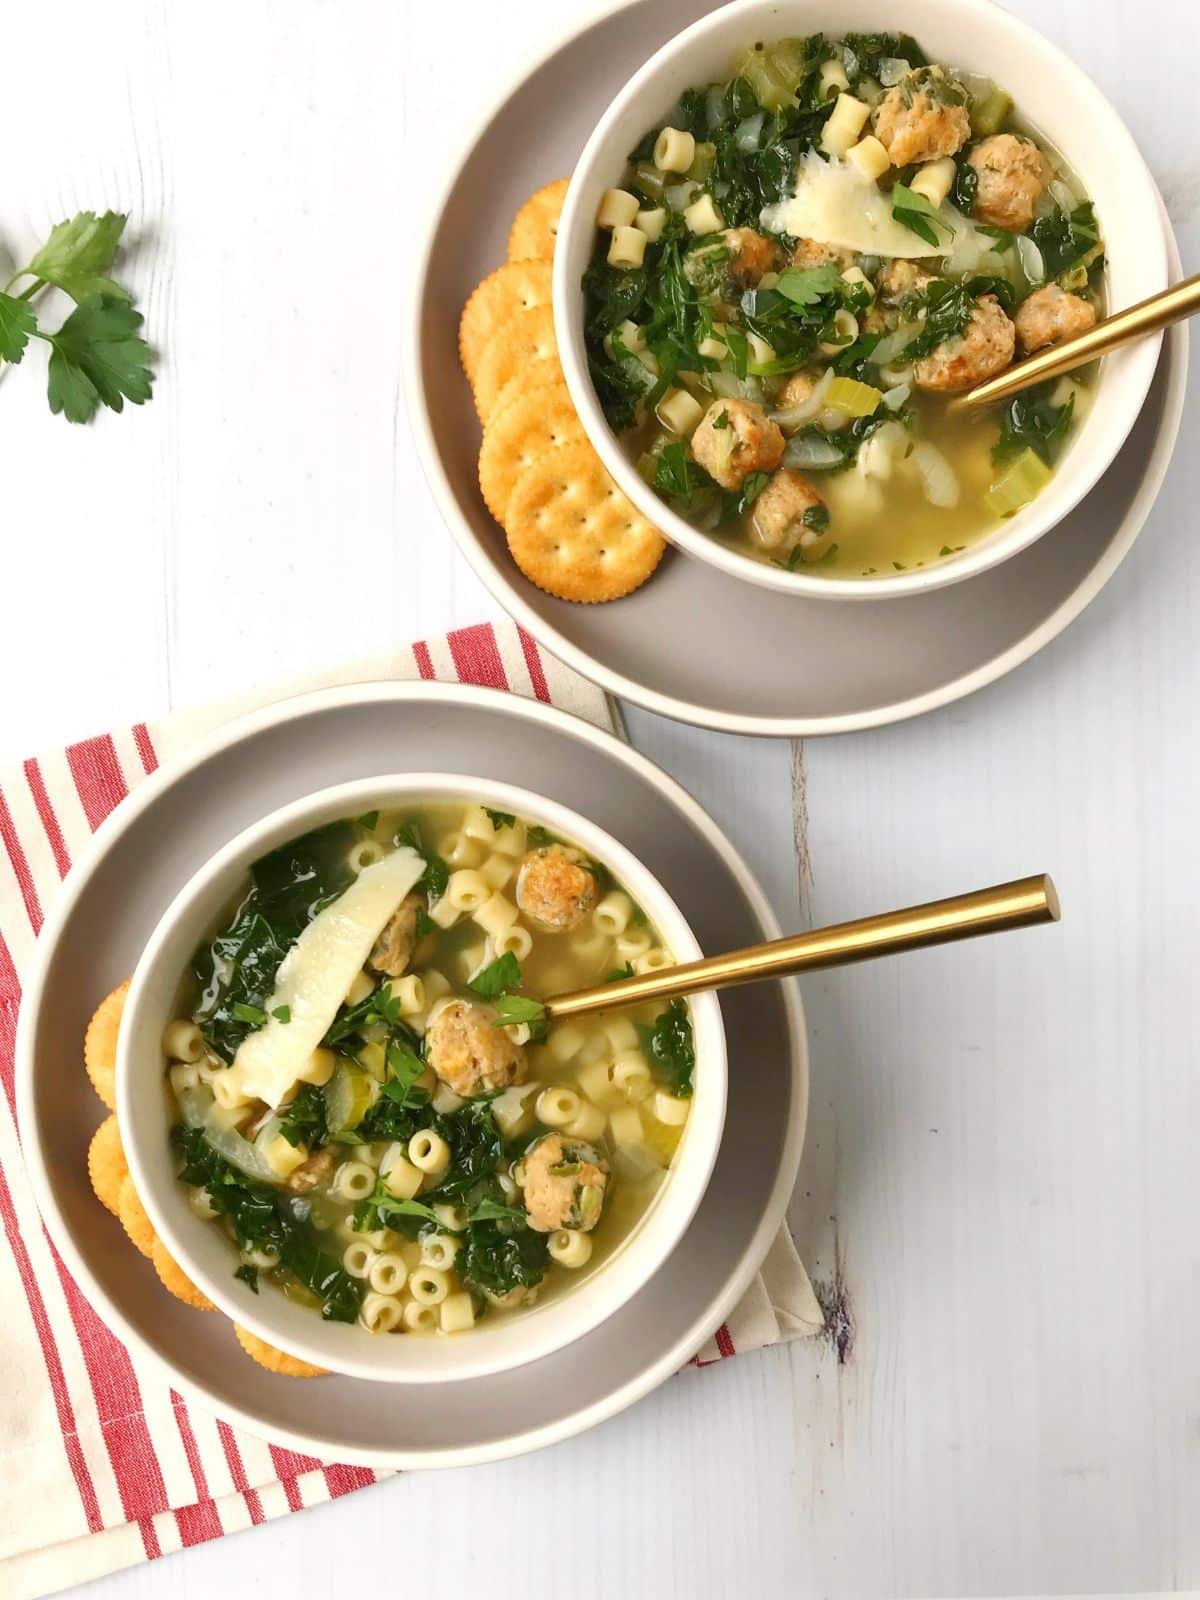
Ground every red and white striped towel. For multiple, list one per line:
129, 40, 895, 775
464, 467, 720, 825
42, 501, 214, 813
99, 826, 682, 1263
0, 620, 822, 1600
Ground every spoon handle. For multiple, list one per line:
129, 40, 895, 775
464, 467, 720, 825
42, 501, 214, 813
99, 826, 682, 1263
544, 873, 1060, 1020
956, 273, 1200, 412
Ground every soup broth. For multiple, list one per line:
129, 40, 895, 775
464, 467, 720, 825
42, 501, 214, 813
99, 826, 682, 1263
582, 31, 1105, 580
163, 801, 695, 1338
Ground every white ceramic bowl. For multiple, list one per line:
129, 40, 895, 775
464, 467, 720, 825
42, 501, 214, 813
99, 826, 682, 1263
554, 0, 1168, 600
117, 772, 727, 1385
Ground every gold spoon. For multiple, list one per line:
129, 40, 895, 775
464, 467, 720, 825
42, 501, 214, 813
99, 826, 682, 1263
545, 873, 1059, 1020
955, 272, 1200, 412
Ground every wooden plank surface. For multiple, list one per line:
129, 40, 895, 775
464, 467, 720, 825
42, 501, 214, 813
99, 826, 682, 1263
1, 0, 1197, 1593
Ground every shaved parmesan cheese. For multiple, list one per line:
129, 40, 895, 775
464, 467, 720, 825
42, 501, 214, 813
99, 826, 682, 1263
762, 152, 987, 261
226, 846, 424, 1109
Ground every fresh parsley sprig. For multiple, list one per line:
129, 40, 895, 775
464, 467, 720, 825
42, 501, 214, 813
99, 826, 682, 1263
0, 211, 155, 424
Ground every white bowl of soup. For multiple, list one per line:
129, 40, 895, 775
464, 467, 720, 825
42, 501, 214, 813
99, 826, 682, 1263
117, 775, 726, 1383
553, 0, 1167, 598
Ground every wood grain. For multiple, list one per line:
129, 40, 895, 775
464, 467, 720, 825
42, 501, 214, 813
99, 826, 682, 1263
2, 0, 1198, 1594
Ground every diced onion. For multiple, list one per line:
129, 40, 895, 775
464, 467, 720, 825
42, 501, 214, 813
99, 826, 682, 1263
1048, 179, 1076, 214
871, 321, 922, 366
882, 381, 911, 411
202, 1118, 278, 1182
769, 366, 834, 428
857, 421, 910, 481
910, 440, 960, 508
878, 56, 912, 86
783, 433, 845, 470
734, 113, 764, 152
708, 369, 764, 403
1016, 234, 1045, 284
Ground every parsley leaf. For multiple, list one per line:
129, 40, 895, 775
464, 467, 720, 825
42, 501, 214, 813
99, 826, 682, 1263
467, 1197, 527, 1225
638, 998, 696, 1097
45, 295, 154, 423
493, 994, 548, 1034
775, 265, 842, 306
484, 808, 516, 830
272, 1005, 291, 1023
21, 211, 130, 303
231, 1001, 268, 1026
469, 952, 523, 999
0, 294, 36, 363
605, 962, 635, 983
891, 183, 952, 248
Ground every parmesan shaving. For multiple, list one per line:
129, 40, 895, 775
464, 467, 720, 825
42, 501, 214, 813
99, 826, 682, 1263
225, 846, 425, 1109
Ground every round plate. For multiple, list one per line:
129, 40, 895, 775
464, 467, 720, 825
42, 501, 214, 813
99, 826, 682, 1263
17, 681, 807, 1468
408, 0, 1188, 737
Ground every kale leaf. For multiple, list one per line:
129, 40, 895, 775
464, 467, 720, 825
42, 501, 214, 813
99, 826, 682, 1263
638, 997, 696, 1097
278, 1082, 328, 1149
460, 1220, 549, 1298
1029, 202, 1100, 282
992, 382, 1075, 466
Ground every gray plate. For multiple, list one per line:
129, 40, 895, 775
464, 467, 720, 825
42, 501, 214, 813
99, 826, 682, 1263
407, 0, 1187, 737
17, 682, 807, 1468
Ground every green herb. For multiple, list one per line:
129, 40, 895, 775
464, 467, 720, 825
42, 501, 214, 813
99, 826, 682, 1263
324, 979, 405, 1047
841, 32, 927, 81
234, 1263, 260, 1293
775, 265, 842, 306
354, 1182, 440, 1233
415, 907, 436, 938
492, 993, 548, 1035
393, 822, 450, 901
891, 184, 952, 248
0, 211, 157, 424
737, 471, 771, 515
231, 1002, 267, 1026
272, 1005, 291, 1024
355, 810, 380, 831
992, 381, 1075, 466
893, 560, 907, 570
278, 1082, 328, 1149
638, 997, 696, 1097
605, 962, 635, 983
1029, 201, 1100, 281
951, 160, 979, 214
802, 503, 830, 533
711, 407, 730, 429
469, 952, 524, 999
380, 1039, 428, 1104
899, 277, 1014, 364
460, 1218, 548, 1298
483, 808, 516, 830
467, 1197, 527, 1226
173, 1126, 360, 1322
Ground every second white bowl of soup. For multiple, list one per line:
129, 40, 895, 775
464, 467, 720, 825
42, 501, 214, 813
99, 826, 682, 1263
554, 0, 1167, 598
118, 775, 726, 1383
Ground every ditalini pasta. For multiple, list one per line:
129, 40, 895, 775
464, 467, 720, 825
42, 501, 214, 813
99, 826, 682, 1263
165, 800, 697, 1337
584, 31, 1104, 579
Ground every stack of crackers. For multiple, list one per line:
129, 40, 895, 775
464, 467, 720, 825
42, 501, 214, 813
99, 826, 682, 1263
459, 177, 667, 603
84, 982, 327, 1379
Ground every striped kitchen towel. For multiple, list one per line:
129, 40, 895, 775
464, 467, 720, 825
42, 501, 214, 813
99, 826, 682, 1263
0, 619, 823, 1599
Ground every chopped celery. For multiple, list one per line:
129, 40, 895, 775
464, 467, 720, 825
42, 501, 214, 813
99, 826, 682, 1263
630, 161, 666, 201
824, 377, 882, 418
735, 38, 810, 111
324, 1061, 379, 1135
970, 83, 1013, 137
985, 448, 1051, 516
686, 141, 717, 182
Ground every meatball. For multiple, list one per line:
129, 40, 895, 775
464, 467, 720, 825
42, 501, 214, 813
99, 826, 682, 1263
683, 228, 777, 299
691, 398, 785, 490
425, 999, 526, 1098
522, 1134, 609, 1233
914, 294, 1015, 393
967, 134, 1051, 233
876, 260, 933, 307
790, 237, 856, 272
285, 1149, 334, 1194
777, 371, 817, 410
369, 893, 426, 978
515, 844, 598, 932
1014, 283, 1097, 354
873, 66, 971, 167
750, 470, 828, 552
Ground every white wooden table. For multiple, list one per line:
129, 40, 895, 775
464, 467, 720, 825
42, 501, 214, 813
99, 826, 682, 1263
4, 0, 1198, 1594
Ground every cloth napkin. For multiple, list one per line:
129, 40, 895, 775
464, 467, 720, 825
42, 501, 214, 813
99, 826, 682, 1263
0, 620, 823, 1599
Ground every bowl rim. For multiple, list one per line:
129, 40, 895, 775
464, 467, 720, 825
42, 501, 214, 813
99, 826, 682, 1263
16, 677, 807, 1465
115, 767, 728, 1385
552, 0, 1168, 600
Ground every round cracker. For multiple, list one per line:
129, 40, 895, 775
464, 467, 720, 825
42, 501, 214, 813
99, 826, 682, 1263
88, 1115, 127, 1217
459, 260, 553, 387
507, 177, 570, 263
84, 980, 130, 1111
479, 381, 586, 523
151, 1237, 216, 1311
489, 354, 564, 423
505, 441, 667, 603
117, 1174, 156, 1259
234, 1323, 327, 1379
472, 305, 558, 423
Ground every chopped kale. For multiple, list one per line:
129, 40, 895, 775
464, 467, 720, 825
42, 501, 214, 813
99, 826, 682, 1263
992, 382, 1075, 466
638, 997, 696, 1097
278, 1081, 328, 1149
1029, 201, 1100, 282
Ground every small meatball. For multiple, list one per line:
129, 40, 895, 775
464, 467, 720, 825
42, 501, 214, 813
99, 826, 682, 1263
750, 470, 827, 552
368, 893, 425, 978
876, 260, 933, 306
967, 134, 1051, 233
873, 66, 971, 167
683, 228, 777, 299
285, 1149, 334, 1194
425, 999, 526, 1098
914, 294, 1015, 393
777, 371, 817, 410
515, 844, 598, 932
691, 398, 785, 490
1014, 283, 1097, 354
522, 1134, 609, 1234
791, 237, 856, 272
